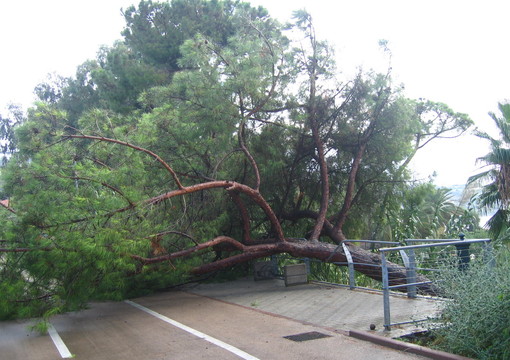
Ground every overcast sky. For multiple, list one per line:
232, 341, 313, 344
1, 0, 509, 187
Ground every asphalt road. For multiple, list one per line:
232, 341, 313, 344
1, 290, 427, 360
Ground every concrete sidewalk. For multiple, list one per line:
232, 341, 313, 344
183, 278, 471, 359
183, 277, 441, 338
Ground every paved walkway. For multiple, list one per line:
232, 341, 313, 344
2, 291, 430, 360
184, 278, 442, 338
2, 278, 465, 359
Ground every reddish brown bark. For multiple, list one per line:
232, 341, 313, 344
178, 238, 437, 295
145, 181, 285, 242
0, 199, 16, 214
333, 142, 366, 235
227, 191, 252, 244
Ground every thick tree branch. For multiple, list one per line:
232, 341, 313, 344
227, 191, 253, 244
164, 237, 438, 295
146, 180, 285, 242
131, 236, 246, 265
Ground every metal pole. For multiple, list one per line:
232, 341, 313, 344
342, 243, 356, 290
454, 233, 470, 271
381, 251, 391, 331
407, 249, 417, 298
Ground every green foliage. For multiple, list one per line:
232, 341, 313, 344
470, 102, 510, 241
122, 0, 269, 70
384, 182, 479, 241
0, 0, 477, 321
433, 246, 510, 359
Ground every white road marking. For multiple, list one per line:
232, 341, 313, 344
125, 300, 260, 360
47, 323, 73, 358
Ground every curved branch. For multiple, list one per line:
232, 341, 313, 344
227, 190, 252, 244
65, 134, 184, 190
146, 230, 199, 246
131, 236, 245, 265
224, 182, 285, 242
40, 180, 285, 242
147, 180, 285, 242
234, 23, 284, 191
213, 148, 243, 179
238, 95, 261, 191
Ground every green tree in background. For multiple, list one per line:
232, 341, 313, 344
383, 183, 480, 241
469, 102, 510, 240
0, 0, 473, 319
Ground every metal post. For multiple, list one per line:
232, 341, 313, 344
399, 250, 416, 298
342, 243, 356, 290
454, 233, 471, 271
407, 249, 417, 298
381, 251, 391, 331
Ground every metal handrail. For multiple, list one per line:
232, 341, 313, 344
379, 238, 491, 252
380, 237, 493, 330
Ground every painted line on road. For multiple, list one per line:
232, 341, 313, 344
125, 300, 260, 360
47, 323, 73, 358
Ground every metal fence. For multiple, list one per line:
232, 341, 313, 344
261, 236, 494, 332
256, 234, 494, 330
379, 237, 493, 330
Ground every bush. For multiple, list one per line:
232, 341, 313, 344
433, 246, 510, 359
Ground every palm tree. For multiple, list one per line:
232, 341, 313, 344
469, 102, 510, 240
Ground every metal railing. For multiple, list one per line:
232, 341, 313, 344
266, 239, 401, 291
379, 238, 493, 330
328, 240, 399, 290
257, 237, 494, 331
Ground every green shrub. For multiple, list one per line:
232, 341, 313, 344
433, 246, 510, 359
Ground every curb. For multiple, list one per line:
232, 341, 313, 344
349, 330, 472, 360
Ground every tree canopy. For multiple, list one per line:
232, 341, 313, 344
0, 0, 474, 320
469, 102, 510, 240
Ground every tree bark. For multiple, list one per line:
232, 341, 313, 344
134, 236, 438, 295
188, 238, 439, 295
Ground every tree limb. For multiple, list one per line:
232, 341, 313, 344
65, 134, 184, 190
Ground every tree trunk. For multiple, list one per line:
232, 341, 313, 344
187, 238, 438, 296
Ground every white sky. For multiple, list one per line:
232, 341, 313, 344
1, 0, 509, 187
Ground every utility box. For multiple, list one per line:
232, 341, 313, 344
284, 263, 308, 286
